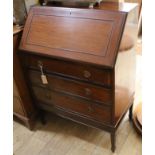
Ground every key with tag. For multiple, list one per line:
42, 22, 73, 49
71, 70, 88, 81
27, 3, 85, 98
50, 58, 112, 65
41, 74, 48, 84
39, 63, 48, 84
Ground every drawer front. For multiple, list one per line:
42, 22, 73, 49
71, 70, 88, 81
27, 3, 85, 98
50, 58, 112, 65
32, 86, 111, 124
22, 55, 112, 87
28, 70, 112, 105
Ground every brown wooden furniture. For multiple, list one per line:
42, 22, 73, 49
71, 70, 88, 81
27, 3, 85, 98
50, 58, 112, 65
13, 26, 37, 130
19, 2, 138, 152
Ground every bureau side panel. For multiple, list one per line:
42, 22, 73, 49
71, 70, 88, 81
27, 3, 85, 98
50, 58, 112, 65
13, 33, 36, 119
114, 6, 138, 126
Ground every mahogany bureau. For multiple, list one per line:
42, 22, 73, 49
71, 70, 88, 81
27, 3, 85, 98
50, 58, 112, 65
19, 2, 138, 152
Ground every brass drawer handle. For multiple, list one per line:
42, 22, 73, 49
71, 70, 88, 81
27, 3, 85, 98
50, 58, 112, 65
85, 88, 92, 96
83, 70, 91, 78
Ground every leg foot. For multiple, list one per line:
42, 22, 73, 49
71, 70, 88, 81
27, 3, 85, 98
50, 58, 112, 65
40, 110, 46, 125
129, 104, 133, 121
111, 132, 116, 152
25, 120, 34, 130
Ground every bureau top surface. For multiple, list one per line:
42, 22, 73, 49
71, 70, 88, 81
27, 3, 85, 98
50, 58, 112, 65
19, 6, 128, 68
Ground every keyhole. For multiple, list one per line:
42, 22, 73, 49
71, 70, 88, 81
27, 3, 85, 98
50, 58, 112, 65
70, 10, 71, 15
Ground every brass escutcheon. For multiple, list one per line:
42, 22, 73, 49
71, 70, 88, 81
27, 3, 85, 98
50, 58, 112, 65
85, 88, 92, 96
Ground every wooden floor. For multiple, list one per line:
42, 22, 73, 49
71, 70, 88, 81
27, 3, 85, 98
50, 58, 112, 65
13, 112, 141, 155
14, 40, 142, 155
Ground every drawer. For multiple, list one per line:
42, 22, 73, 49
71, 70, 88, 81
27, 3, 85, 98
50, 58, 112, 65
22, 55, 112, 87
28, 70, 112, 105
32, 86, 111, 124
